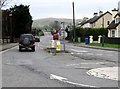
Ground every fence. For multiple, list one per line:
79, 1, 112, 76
103, 37, 120, 44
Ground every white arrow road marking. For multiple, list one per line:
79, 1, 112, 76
50, 74, 97, 87
50, 74, 67, 81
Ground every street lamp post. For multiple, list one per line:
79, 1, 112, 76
9, 13, 13, 43
72, 1, 76, 42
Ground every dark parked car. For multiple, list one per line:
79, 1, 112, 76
19, 34, 35, 51
34, 36, 40, 42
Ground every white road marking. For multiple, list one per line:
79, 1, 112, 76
71, 49, 88, 53
96, 54, 103, 56
37, 42, 40, 47
37, 43, 44, 50
50, 74, 97, 87
71, 53, 74, 55
0, 46, 18, 54
66, 62, 110, 66
76, 53, 83, 55
87, 67, 119, 81
50, 74, 67, 81
66, 64, 79, 66
87, 53, 94, 55
0, 52, 2, 89
39, 47, 44, 50
6, 60, 33, 66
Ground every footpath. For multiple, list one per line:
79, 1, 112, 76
1, 43, 119, 81
72, 43, 119, 81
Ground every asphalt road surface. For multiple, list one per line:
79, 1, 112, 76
2, 32, 119, 88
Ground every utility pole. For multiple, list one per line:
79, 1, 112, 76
9, 13, 13, 43
0, 9, 2, 44
72, 2, 76, 42
102, 17, 104, 47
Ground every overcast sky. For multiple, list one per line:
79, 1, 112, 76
4, 0, 120, 20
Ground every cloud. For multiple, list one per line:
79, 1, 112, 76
3, 0, 120, 19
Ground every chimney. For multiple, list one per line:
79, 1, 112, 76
112, 8, 118, 20
99, 11, 103, 16
118, 1, 120, 12
83, 17, 89, 20
93, 12, 98, 16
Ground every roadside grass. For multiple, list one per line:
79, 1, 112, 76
88, 43, 120, 48
73, 42, 120, 48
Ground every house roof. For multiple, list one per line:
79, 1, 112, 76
107, 20, 120, 29
78, 11, 112, 26
114, 12, 120, 18
89, 16, 99, 24
79, 20, 89, 25
89, 11, 112, 24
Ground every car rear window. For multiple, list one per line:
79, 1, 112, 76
20, 35, 33, 40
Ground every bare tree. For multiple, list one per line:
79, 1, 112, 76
0, 0, 11, 9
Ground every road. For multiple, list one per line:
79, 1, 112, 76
2, 32, 119, 88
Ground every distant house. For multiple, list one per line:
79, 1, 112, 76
78, 17, 90, 28
89, 11, 112, 28
79, 11, 112, 28
108, 12, 120, 37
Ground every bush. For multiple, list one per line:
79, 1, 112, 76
69, 28, 108, 42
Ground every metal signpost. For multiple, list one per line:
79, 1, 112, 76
60, 30, 68, 51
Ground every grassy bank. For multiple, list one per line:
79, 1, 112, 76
88, 43, 120, 48
73, 42, 120, 48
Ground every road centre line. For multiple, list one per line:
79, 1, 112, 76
71, 49, 88, 53
50, 74, 97, 87
66, 62, 110, 66
86, 53, 94, 55
96, 54, 103, 56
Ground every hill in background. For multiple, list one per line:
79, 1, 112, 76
32, 17, 82, 29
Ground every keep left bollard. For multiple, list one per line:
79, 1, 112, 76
50, 40, 55, 48
50, 40, 56, 56
56, 41, 61, 51
89, 36, 93, 43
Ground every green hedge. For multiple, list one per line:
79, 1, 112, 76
69, 28, 108, 42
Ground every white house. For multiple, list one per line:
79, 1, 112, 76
108, 12, 120, 37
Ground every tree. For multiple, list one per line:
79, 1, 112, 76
8, 4, 33, 38
0, 0, 12, 9
49, 20, 61, 30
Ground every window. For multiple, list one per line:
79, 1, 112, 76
115, 18, 120, 23
107, 21, 110, 25
93, 23, 95, 27
112, 31, 115, 37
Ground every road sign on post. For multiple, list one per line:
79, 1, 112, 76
60, 31, 68, 40
59, 30, 68, 51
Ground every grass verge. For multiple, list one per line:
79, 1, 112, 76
89, 43, 120, 48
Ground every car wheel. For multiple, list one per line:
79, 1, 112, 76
32, 46, 35, 52
19, 46, 22, 51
